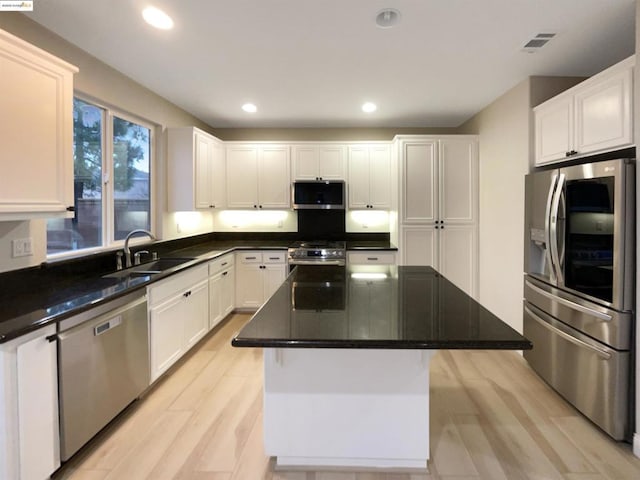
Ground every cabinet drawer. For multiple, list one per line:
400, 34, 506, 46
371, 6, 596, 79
263, 251, 286, 264
148, 264, 208, 306
348, 251, 396, 265
238, 251, 262, 263
209, 253, 234, 276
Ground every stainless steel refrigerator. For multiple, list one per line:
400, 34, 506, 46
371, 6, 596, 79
523, 157, 635, 441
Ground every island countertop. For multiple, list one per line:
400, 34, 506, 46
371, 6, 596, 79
232, 265, 532, 350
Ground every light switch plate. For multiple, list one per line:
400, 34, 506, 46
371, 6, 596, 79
12, 237, 33, 257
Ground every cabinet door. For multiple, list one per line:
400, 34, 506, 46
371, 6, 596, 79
210, 139, 226, 209
439, 138, 477, 224
401, 226, 438, 267
263, 264, 286, 300
16, 328, 60, 480
149, 295, 186, 382
439, 225, 477, 298
194, 132, 213, 209
575, 66, 632, 155
401, 141, 438, 223
0, 30, 76, 218
221, 268, 235, 316
368, 145, 391, 209
318, 145, 346, 180
535, 95, 574, 165
209, 272, 224, 330
259, 145, 290, 208
292, 145, 319, 180
226, 146, 259, 207
183, 279, 209, 349
348, 146, 370, 208
235, 263, 264, 309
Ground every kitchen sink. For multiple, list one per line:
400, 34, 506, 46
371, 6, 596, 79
103, 257, 196, 279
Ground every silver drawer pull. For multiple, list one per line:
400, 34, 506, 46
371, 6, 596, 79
245, 256, 257, 260
524, 305, 611, 359
525, 280, 611, 321
269, 257, 280, 260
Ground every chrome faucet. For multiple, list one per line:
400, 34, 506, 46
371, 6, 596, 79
123, 229, 155, 268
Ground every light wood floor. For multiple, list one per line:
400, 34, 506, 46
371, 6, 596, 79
54, 313, 640, 480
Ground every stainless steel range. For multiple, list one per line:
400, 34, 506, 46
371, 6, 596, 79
288, 240, 346, 266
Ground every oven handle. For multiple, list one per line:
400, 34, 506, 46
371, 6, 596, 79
525, 280, 611, 321
524, 305, 612, 360
288, 259, 346, 266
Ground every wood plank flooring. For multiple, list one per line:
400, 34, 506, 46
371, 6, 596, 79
53, 314, 640, 480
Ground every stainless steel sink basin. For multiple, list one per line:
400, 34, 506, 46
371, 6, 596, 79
103, 257, 195, 279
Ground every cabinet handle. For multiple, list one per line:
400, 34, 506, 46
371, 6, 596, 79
183, 290, 191, 297
246, 256, 257, 260
222, 271, 228, 276
259, 205, 263, 209
66, 206, 75, 212
221, 262, 228, 266
367, 257, 378, 261
46, 334, 58, 343
269, 257, 280, 260
565, 151, 571, 157
254, 205, 257, 208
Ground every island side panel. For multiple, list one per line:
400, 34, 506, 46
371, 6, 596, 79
263, 348, 433, 470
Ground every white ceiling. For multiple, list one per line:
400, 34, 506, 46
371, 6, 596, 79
27, 0, 636, 128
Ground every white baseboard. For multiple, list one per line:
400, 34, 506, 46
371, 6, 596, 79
633, 433, 640, 458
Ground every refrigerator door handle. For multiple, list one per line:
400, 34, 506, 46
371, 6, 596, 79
549, 173, 565, 284
545, 174, 559, 282
525, 280, 612, 321
524, 305, 612, 360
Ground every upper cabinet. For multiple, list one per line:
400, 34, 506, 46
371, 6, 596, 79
167, 127, 225, 211
0, 29, 78, 220
292, 144, 346, 180
226, 144, 290, 209
534, 56, 634, 166
348, 144, 391, 209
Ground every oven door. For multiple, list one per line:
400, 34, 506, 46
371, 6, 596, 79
552, 159, 634, 311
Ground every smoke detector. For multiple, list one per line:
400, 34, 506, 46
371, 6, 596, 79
522, 32, 556, 53
376, 8, 401, 29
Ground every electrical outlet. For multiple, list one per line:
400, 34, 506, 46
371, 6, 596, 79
12, 237, 33, 258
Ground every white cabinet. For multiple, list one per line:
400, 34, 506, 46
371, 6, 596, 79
397, 136, 478, 298
348, 145, 391, 209
534, 56, 634, 165
226, 144, 290, 209
167, 127, 225, 211
0, 325, 60, 480
209, 253, 235, 330
347, 251, 396, 265
0, 29, 78, 220
235, 251, 287, 309
292, 144, 346, 180
148, 265, 209, 382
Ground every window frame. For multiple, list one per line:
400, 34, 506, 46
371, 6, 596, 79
46, 93, 158, 260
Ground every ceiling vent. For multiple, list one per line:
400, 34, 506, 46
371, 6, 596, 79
522, 32, 556, 53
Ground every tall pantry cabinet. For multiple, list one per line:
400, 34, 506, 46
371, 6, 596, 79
396, 136, 479, 298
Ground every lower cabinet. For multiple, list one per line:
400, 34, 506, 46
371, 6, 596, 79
235, 251, 287, 309
401, 225, 477, 298
0, 325, 60, 480
209, 253, 235, 330
148, 265, 209, 383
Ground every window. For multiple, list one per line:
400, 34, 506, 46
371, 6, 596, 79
47, 98, 153, 255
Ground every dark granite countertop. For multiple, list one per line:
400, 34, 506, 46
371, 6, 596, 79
0, 233, 395, 344
0, 241, 284, 343
232, 265, 532, 350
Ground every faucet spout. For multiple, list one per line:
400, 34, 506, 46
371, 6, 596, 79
123, 229, 155, 268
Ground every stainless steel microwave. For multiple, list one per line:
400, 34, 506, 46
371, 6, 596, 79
292, 180, 345, 209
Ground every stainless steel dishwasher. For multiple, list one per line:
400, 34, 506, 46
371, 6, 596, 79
57, 290, 149, 461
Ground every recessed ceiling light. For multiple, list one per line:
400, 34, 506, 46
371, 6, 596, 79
375, 8, 401, 29
362, 102, 377, 113
142, 6, 174, 30
242, 103, 257, 113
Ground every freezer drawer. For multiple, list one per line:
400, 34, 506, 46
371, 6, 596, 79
523, 301, 630, 440
524, 276, 632, 350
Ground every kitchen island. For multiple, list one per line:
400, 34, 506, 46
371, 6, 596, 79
232, 265, 531, 472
